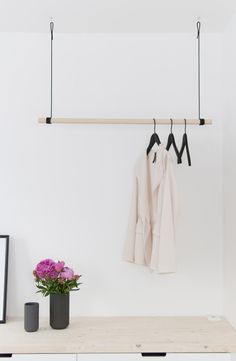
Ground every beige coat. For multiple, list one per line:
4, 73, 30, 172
123, 145, 178, 273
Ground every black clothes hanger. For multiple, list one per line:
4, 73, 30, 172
146, 119, 161, 163
166, 119, 181, 164
179, 119, 191, 166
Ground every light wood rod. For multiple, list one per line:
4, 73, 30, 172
38, 118, 212, 125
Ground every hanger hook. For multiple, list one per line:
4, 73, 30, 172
184, 118, 187, 133
170, 118, 173, 133
153, 118, 156, 133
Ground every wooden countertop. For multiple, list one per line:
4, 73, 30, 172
1, 317, 236, 354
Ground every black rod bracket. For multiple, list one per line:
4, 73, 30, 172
46, 117, 52, 124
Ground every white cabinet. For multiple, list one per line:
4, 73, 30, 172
77, 356, 137, 361
10, 355, 76, 361
77, 354, 231, 361
166, 354, 231, 361
0, 352, 232, 361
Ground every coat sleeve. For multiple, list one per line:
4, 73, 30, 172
150, 154, 178, 273
122, 176, 138, 262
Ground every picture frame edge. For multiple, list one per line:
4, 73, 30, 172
0, 235, 9, 324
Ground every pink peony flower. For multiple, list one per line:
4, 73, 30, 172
60, 267, 74, 280
33, 258, 81, 296
34, 259, 57, 279
55, 261, 65, 272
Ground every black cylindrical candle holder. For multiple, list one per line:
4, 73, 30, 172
24, 302, 39, 332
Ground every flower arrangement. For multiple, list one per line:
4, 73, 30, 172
33, 259, 81, 296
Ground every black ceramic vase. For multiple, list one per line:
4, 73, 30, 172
50, 293, 70, 329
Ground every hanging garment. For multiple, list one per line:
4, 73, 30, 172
123, 145, 178, 273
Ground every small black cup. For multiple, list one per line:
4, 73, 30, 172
24, 302, 39, 332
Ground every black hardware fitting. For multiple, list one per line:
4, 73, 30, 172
0, 355, 12, 358
152, 152, 157, 163
46, 117, 52, 124
50, 21, 54, 40
199, 118, 205, 126
141, 353, 166, 357
196, 21, 201, 39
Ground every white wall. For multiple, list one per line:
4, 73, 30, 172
223, 14, 236, 329
0, 32, 223, 317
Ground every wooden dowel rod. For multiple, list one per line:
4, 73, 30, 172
38, 118, 212, 125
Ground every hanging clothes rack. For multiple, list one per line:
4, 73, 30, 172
39, 20, 212, 126
38, 118, 212, 125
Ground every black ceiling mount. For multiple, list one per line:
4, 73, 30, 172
197, 21, 205, 125
47, 21, 54, 124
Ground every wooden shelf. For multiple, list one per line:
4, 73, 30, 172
0, 317, 236, 354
